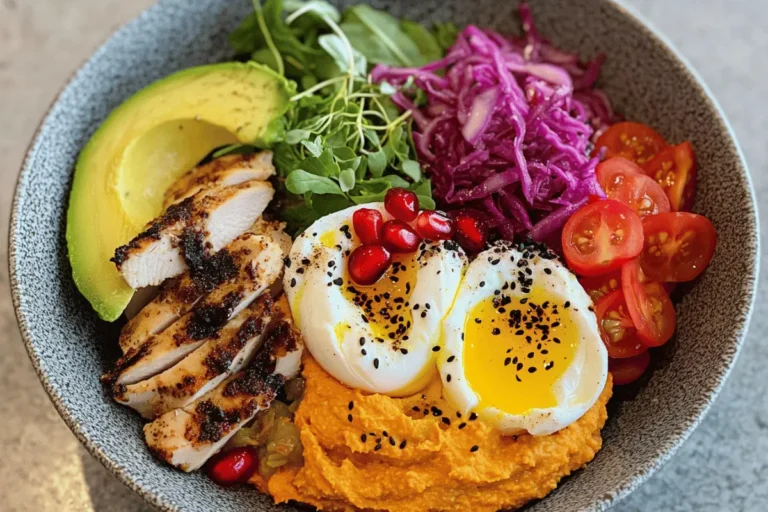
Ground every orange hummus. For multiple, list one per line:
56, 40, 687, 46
252, 356, 612, 512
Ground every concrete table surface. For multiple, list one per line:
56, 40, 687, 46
0, 0, 765, 510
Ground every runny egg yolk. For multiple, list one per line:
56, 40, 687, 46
341, 254, 418, 349
463, 287, 579, 415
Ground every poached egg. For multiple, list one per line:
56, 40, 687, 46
284, 204, 468, 396
439, 241, 608, 436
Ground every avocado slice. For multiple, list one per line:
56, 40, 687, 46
66, 62, 294, 321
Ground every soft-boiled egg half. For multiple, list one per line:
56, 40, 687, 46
284, 204, 468, 396
439, 242, 608, 436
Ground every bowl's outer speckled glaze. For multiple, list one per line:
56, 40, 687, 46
9, 0, 758, 511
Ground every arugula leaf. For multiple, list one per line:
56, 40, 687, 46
286, 170, 344, 195
416, 195, 436, 209
283, 0, 340, 24
298, 148, 340, 177
401, 20, 443, 63
211, 143, 257, 159
318, 34, 367, 78
340, 5, 426, 67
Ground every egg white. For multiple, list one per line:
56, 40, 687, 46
439, 242, 608, 436
284, 203, 468, 396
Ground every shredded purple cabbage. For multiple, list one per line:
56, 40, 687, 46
371, 3, 619, 242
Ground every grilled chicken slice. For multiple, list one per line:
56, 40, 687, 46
106, 238, 284, 386
114, 295, 277, 419
113, 180, 274, 289
144, 307, 303, 472
163, 152, 275, 209
119, 231, 280, 354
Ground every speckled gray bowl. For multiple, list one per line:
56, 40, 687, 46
9, 0, 759, 511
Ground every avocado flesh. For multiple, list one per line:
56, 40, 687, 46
67, 62, 293, 321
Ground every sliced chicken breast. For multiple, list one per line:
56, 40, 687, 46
106, 239, 284, 386
144, 311, 303, 472
163, 151, 275, 209
114, 295, 277, 419
119, 232, 279, 354
113, 180, 274, 289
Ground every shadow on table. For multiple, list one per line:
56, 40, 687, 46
79, 446, 154, 511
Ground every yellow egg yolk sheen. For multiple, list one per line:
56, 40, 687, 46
342, 254, 418, 350
463, 287, 579, 415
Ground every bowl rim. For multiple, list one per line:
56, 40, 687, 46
8, 0, 759, 511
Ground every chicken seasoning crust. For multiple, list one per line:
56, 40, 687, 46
74, 2, 719, 511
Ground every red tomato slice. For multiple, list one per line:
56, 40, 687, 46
594, 290, 648, 359
621, 259, 676, 347
640, 212, 717, 282
643, 141, 697, 211
561, 199, 644, 277
609, 352, 651, 385
596, 157, 671, 217
593, 122, 669, 166
579, 270, 621, 303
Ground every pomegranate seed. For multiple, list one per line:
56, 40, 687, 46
452, 210, 488, 254
382, 220, 422, 253
415, 211, 454, 240
384, 188, 419, 222
206, 447, 258, 486
348, 245, 392, 285
352, 208, 384, 245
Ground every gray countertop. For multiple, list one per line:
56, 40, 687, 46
0, 1, 765, 510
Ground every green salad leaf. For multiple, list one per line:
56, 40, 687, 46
227, 0, 449, 233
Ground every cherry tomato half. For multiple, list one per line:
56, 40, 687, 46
561, 199, 644, 277
594, 290, 648, 359
640, 212, 717, 282
621, 259, 676, 347
593, 122, 668, 166
579, 270, 622, 303
609, 351, 651, 385
596, 157, 671, 218
643, 141, 697, 212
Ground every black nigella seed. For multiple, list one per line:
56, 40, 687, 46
515, 329, 525, 335
447, 355, 456, 363
432, 345, 441, 352
373, 358, 379, 369
361, 349, 367, 355
401, 348, 409, 355
301, 258, 310, 266
442, 417, 451, 425
283, 257, 291, 268
348, 414, 353, 422
517, 363, 524, 371
492, 328, 501, 335
528, 367, 537, 373
290, 278, 297, 288
383, 430, 388, 437
333, 277, 343, 286
400, 440, 407, 449
520, 298, 528, 304
361, 433, 367, 442
447, 374, 452, 382
348, 401, 354, 410
474, 318, 482, 324
374, 444, 382, 451
553, 337, 561, 344
564, 301, 571, 308
458, 422, 467, 430
412, 406, 420, 412
421, 311, 427, 318
359, 337, 366, 346
390, 437, 396, 446
543, 268, 552, 275
470, 445, 479, 452
431, 406, 443, 416
504, 357, 511, 366
479, 281, 486, 287
469, 412, 478, 421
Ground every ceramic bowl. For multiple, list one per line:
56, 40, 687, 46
9, 0, 759, 510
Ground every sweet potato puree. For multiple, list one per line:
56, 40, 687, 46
251, 355, 612, 512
